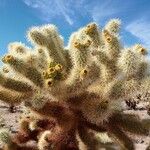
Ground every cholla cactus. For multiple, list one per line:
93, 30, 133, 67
0, 19, 150, 150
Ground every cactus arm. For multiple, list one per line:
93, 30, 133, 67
106, 78, 140, 100
135, 61, 148, 80
65, 31, 91, 87
8, 42, 30, 56
42, 25, 67, 68
102, 29, 121, 61
85, 22, 102, 47
109, 113, 149, 136
78, 124, 115, 150
64, 49, 73, 72
118, 48, 142, 79
2, 56, 44, 87
104, 19, 121, 36
0, 73, 33, 93
77, 125, 100, 150
35, 47, 49, 70
0, 88, 31, 104
107, 124, 134, 150
93, 50, 118, 82
69, 36, 90, 68
27, 27, 61, 65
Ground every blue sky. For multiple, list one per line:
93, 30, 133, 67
0, 0, 150, 56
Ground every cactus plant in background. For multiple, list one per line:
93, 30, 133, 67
0, 19, 149, 150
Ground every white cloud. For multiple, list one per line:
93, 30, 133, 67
23, 0, 122, 26
54, 0, 73, 25
126, 19, 150, 49
23, 0, 75, 25
90, 1, 120, 23
23, 0, 84, 25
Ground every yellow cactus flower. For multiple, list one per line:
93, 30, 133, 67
103, 30, 110, 37
84, 40, 92, 47
55, 64, 63, 71
106, 37, 112, 43
2, 55, 14, 63
85, 23, 96, 34
80, 69, 88, 79
74, 41, 82, 49
47, 67, 55, 74
46, 78, 53, 87
140, 48, 147, 55
138, 47, 147, 55
38, 48, 43, 54
103, 30, 112, 43
42, 71, 49, 79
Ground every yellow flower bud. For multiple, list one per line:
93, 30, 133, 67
134, 44, 148, 55
139, 47, 147, 55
